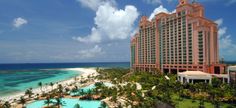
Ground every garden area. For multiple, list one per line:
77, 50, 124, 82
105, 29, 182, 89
96, 68, 236, 108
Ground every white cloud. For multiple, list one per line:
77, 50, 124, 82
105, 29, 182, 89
220, 35, 233, 49
214, 18, 236, 57
215, 18, 226, 39
74, 2, 139, 43
76, 0, 116, 11
215, 18, 227, 39
73, 27, 102, 43
171, 9, 176, 13
13, 17, 28, 28
218, 27, 227, 39
215, 18, 228, 41
143, 0, 162, 5
149, 5, 175, 20
78, 45, 104, 58
215, 18, 223, 26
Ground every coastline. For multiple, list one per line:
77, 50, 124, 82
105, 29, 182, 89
0, 67, 98, 102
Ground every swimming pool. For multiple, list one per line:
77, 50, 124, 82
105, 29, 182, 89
27, 98, 102, 108
83, 82, 113, 90
27, 82, 112, 108
70, 82, 113, 96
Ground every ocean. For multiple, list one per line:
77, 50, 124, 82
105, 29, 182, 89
0, 62, 130, 97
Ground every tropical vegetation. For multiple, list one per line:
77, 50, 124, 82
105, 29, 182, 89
95, 68, 236, 108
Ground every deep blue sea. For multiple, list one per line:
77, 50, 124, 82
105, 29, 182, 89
0, 62, 130, 70
0, 62, 130, 97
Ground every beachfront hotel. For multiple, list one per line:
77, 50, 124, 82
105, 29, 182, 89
131, 0, 225, 74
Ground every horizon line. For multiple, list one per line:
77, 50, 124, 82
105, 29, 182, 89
0, 61, 131, 65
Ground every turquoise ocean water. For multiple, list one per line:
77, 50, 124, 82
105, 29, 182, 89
0, 62, 129, 97
0, 69, 80, 97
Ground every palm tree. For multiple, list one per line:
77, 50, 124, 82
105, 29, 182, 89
161, 78, 171, 104
194, 83, 207, 108
87, 89, 92, 97
65, 87, 70, 94
74, 86, 78, 90
36, 93, 39, 100
79, 89, 85, 96
38, 82, 43, 92
50, 82, 54, 91
25, 88, 33, 98
95, 82, 103, 88
96, 67, 99, 73
208, 87, 223, 108
44, 96, 53, 107
19, 96, 26, 108
55, 97, 63, 108
80, 76, 84, 83
212, 77, 221, 88
2, 101, 11, 108
99, 101, 107, 108
71, 87, 78, 96
111, 95, 117, 102
117, 103, 122, 108
58, 84, 63, 95
74, 103, 81, 108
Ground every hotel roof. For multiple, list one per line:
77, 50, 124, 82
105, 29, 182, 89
228, 66, 236, 71
178, 71, 228, 78
178, 71, 211, 76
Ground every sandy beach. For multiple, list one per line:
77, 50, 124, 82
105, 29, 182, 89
0, 67, 98, 102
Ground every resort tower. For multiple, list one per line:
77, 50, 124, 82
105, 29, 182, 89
131, 0, 225, 74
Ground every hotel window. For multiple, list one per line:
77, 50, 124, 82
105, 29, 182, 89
198, 31, 204, 64
178, 12, 181, 17
182, 10, 186, 15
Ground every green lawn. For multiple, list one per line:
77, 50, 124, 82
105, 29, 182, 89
172, 95, 236, 108
175, 98, 213, 108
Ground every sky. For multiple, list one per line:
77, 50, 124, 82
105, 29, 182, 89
0, 0, 236, 63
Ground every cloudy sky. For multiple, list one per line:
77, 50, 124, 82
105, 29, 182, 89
0, 0, 235, 63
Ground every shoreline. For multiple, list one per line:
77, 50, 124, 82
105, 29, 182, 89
0, 67, 98, 102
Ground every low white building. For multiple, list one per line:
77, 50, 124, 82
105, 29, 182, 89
178, 71, 212, 84
178, 71, 228, 84
228, 66, 236, 85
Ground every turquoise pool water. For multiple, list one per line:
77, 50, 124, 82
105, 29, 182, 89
71, 82, 113, 96
27, 98, 102, 108
82, 82, 113, 91
81, 84, 96, 92
27, 83, 112, 108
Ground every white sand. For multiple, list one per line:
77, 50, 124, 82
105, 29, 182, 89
0, 68, 97, 102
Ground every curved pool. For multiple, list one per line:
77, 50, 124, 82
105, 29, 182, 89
71, 82, 113, 96
27, 98, 102, 108
81, 82, 113, 91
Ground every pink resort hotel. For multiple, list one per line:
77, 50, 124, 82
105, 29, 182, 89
131, 0, 226, 74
